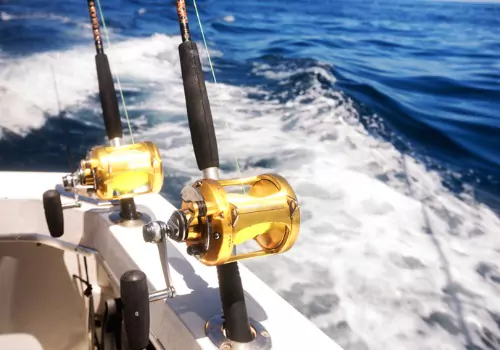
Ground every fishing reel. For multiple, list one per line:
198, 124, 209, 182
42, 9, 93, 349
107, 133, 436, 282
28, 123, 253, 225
42, 141, 164, 238
143, 173, 300, 266
62, 141, 163, 200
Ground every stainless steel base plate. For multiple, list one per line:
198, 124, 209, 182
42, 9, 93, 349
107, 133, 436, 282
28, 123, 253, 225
205, 315, 272, 350
108, 210, 152, 227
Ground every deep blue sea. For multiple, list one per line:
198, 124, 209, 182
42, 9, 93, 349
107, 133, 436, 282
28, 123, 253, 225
1, 0, 500, 203
1, 0, 500, 349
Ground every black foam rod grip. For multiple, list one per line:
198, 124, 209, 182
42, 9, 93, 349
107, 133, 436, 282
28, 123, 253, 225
178, 41, 219, 171
217, 263, 253, 342
95, 53, 123, 140
42, 190, 64, 238
120, 270, 150, 350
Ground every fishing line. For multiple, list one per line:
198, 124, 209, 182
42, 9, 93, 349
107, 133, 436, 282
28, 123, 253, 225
94, 0, 135, 143
50, 58, 74, 171
192, 0, 247, 194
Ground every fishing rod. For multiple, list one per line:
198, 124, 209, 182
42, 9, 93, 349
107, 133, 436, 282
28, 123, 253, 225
42, 0, 163, 227
80, 0, 161, 222
142, 1, 301, 348
174, 0, 251, 342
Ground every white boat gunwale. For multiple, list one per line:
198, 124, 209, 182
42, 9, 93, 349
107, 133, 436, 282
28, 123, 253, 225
0, 170, 342, 350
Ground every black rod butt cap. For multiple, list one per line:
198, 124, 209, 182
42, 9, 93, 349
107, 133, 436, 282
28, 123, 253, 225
42, 189, 64, 238
120, 270, 150, 350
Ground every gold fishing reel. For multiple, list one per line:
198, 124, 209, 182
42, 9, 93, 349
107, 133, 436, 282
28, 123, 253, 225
143, 173, 300, 266
63, 141, 164, 200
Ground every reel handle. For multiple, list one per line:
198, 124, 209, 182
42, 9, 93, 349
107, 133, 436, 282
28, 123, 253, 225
42, 189, 81, 238
143, 221, 176, 301
43, 190, 64, 238
120, 270, 150, 350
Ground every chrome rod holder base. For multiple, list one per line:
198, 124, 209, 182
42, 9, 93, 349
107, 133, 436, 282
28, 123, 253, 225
108, 211, 152, 226
205, 315, 272, 350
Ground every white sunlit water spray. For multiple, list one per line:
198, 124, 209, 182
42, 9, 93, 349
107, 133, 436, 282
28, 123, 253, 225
0, 34, 499, 350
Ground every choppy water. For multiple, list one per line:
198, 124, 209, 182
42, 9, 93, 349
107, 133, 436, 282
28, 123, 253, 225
1, 0, 500, 349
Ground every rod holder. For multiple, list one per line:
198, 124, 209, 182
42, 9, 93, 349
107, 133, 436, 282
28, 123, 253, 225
206, 315, 272, 350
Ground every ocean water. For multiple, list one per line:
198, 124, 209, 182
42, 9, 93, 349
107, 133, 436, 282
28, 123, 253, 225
1, 0, 500, 349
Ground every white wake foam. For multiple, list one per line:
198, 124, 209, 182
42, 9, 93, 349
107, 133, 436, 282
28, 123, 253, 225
2, 33, 500, 350
1, 11, 72, 23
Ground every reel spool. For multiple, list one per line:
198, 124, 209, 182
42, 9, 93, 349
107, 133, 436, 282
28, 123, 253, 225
62, 141, 164, 200
144, 173, 300, 266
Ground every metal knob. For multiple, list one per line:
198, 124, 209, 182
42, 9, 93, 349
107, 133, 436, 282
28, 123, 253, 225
142, 221, 165, 243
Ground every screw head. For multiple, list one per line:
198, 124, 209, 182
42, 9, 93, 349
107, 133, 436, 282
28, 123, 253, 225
214, 232, 221, 240
220, 343, 232, 350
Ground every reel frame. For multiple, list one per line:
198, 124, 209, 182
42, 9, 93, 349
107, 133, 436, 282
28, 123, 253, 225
62, 141, 164, 201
